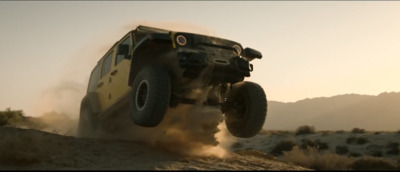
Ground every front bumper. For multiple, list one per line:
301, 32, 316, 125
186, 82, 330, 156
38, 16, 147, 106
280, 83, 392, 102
178, 50, 252, 85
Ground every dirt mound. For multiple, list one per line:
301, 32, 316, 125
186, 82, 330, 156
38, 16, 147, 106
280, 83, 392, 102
0, 127, 308, 170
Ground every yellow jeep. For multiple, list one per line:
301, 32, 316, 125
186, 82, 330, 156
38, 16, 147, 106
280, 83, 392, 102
78, 25, 267, 138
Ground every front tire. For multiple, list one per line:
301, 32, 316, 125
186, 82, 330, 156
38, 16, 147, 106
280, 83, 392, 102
130, 66, 171, 127
225, 81, 267, 138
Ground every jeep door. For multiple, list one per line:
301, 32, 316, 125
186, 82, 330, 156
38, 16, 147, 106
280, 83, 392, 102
108, 35, 133, 103
97, 49, 117, 111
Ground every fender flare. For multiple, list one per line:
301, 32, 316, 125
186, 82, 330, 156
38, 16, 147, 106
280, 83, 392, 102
128, 33, 173, 86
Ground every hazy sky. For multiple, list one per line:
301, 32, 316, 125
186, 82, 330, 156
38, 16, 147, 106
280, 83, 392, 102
1, 1, 400, 116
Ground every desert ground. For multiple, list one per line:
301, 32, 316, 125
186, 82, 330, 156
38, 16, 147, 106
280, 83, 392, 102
0, 105, 310, 170
1, 105, 399, 170
0, 127, 309, 170
1, 126, 399, 170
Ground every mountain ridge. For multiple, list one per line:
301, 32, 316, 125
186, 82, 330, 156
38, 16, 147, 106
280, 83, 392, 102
264, 92, 400, 131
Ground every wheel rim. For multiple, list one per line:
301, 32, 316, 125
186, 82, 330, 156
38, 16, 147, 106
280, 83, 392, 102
135, 80, 149, 111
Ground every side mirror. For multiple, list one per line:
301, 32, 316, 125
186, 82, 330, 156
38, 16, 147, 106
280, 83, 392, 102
244, 47, 262, 60
117, 44, 130, 56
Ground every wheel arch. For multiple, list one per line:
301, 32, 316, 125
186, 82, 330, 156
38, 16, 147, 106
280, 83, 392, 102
80, 92, 102, 114
128, 33, 174, 87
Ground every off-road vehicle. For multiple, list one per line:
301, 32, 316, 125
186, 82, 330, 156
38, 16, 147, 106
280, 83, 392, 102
78, 25, 267, 138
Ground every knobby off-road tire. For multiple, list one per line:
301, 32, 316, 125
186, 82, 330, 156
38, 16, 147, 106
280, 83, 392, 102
77, 105, 98, 138
130, 66, 171, 127
225, 81, 267, 138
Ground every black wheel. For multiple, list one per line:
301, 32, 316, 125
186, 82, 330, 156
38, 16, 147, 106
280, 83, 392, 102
225, 81, 267, 138
130, 65, 171, 127
77, 105, 98, 138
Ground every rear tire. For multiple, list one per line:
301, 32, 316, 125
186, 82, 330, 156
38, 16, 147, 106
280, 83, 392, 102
130, 66, 171, 127
225, 81, 267, 138
77, 105, 98, 138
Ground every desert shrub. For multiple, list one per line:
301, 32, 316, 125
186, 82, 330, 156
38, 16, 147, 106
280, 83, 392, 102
385, 142, 399, 155
350, 156, 397, 170
369, 150, 383, 157
367, 144, 383, 150
335, 145, 349, 155
374, 132, 381, 135
397, 130, 400, 134
349, 152, 362, 157
346, 137, 356, 144
260, 130, 291, 136
0, 108, 25, 126
258, 129, 269, 135
351, 128, 366, 133
335, 130, 346, 134
295, 125, 316, 136
397, 160, 400, 170
283, 146, 353, 170
346, 136, 369, 145
356, 137, 369, 145
0, 131, 46, 164
270, 139, 297, 155
366, 144, 383, 157
320, 131, 332, 136
231, 142, 244, 149
300, 138, 329, 151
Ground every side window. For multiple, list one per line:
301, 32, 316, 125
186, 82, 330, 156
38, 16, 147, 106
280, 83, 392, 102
116, 37, 131, 65
88, 64, 101, 92
101, 51, 114, 78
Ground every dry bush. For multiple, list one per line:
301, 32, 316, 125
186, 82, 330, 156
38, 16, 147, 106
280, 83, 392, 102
366, 144, 383, 157
263, 130, 292, 136
367, 144, 383, 150
350, 156, 397, 170
335, 130, 346, 134
0, 108, 25, 126
270, 139, 297, 155
300, 138, 329, 151
295, 125, 316, 136
397, 160, 400, 170
346, 137, 356, 144
355, 137, 369, 145
351, 128, 366, 133
231, 142, 244, 149
385, 142, 399, 155
0, 131, 46, 164
349, 152, 362, 158
346, 136, 369, 145
284, 146, 399, 170
283, 146, 353, 170
369, 150, 383, 157
335, 145, 349, 155
258, 129, 269, 135
320, 131, 334, 136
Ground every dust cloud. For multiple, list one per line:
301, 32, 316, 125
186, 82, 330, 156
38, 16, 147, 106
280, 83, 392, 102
29, 81, 84, 136
30, 21, 235, 157
100, 86, 236, 158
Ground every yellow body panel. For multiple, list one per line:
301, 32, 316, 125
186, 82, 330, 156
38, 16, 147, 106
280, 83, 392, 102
94, 35, 133, 112
108, 59, 132, 106
96, 50, 116, 111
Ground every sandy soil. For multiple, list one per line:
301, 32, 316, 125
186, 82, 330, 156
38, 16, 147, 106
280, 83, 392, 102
0, 127, 309, 170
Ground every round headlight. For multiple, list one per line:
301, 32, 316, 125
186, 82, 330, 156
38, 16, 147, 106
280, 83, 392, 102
233, 45, 242, 55
176, 35, 187, 46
